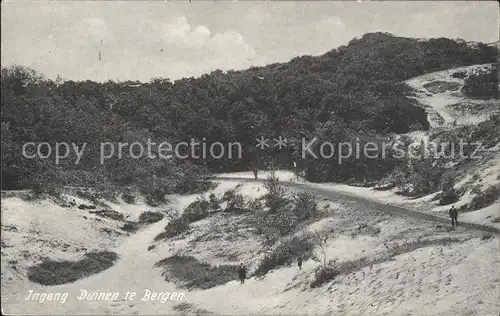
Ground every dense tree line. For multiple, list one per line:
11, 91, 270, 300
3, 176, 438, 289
1, 32, 498, 194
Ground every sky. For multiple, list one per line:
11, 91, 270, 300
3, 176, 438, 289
1, 1, 499, 82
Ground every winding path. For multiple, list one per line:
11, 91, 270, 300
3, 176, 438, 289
213, 177, 500, 235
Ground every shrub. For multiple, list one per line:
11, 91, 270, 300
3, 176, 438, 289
27, 251, 118, 285
97, 186, 119, 203
439, 189, 459, 205
143, 186, 171, 206
252, 204, 300, 243
121, 222, 140, 233
183, 197, 210, 222
312, 263, 341, 288
221, 189, 236, 202
76, 189, 98, 202
252, 191, 320, 242
144, 194, 160, 207
253, 232, 316, 277
468, 184, 500, 210
122, 193, 135, 204
89, 209, 124, 221
138, 211, 164, 224
247, 198, 263, 211
225, 193, 246, 213
154, 217, 190, 240
78, 204, 97, 210
271, 206, 300, 236
311, 258, 371, 288
154, 205, 205, 241
154, 255, 238, 289
481, 234, 493, 240
208, 193, 220, 210
471, 184, 483, 195
264, 172, 290, 211
292, 191, 319, 221
451, 70, 467, 79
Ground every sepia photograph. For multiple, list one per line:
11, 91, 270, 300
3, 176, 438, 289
1, 1, 499, 315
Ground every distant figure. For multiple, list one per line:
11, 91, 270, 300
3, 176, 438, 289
238, 263, 247, 284
293, 161, 299, 181
297, 256, 303, 270
253, 168, 258, 180
449, 205, 458, 228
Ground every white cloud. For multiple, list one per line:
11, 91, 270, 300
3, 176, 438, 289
162, 16, 253, 57
156, 16, 255, 77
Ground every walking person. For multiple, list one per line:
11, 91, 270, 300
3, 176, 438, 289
238, 263, 247, 284
449, 205, 458, 228
297, 256, 303, 270
253, 167, 258, 180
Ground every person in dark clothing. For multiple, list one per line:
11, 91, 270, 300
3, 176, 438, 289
449, 205, 458, 227
253, 168, 258, 180
238, 263, 247, 284
297, 256, 303, 270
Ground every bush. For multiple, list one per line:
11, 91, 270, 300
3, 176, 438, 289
121, 222, 140, 232
312, 264, 341, 288
252, 204, 299, 243
253, 232, 316, 277
451, 70, 467, 79
76, 189, 100, 203
264, 172, 290, 211
247, 198, 263, 211
78, 204, 96, 210
154, 255, 238, 289
183, 197, 210, 222
153, 197, 213, 241
208, 193, 220, 210
154, 216, 190, 240
138, 211, 164, 224
311, 258, 370, 288
225, 193, 246, 213
88, 209, 124, 221
292, 192, 319, 221
468, 184, 500, 210
271, 206, 301, 236
252, 191, 320, 242
122, 193, 135, 204
471, 184, 483, 195
439, 189, 459, 205
221, 189, 236, 202
143, 187, 171, 206
27, 251, 118, 285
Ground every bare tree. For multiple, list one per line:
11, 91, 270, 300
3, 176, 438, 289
312, 231, 331, 267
